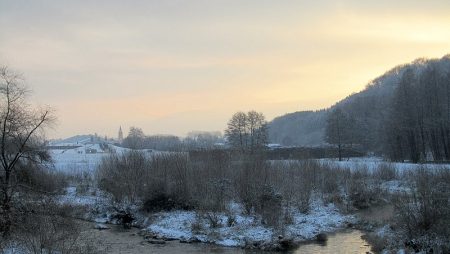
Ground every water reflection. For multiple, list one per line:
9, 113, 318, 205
293, 230, 372, 254
140, 230, 372, 254
87, 222, 372, 254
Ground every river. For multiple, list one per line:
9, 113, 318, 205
83, 223, 372, 254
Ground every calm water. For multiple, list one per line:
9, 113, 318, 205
85, 223, 372, 254
293, 230, 372, 254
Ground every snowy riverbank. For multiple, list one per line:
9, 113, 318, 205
144, 200, 353, 249
58, 187, 354, 251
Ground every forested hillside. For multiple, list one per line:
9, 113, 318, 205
268, 110, 327, 147
269, 55, 450, 161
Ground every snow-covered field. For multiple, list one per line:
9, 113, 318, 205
317, 157, 450, 173
48, 141, 133, 173
49, 144, 450, 251
47, 135, 450, 175
49, 144, 108, 173
47, 140, 171, 174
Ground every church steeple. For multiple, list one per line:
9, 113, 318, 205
118, 126, 123, 143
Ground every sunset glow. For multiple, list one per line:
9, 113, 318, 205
1, 0, 449, 138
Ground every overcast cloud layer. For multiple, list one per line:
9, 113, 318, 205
1, 0, 450, 138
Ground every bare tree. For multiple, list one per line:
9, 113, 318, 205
225, 111, 268, 154
184, 131, 223, 150
247, 111, 268, 153
122, 126, 145, 149
384, 64, 450, 162
225, 112, 248, 153
325, 108, 353, 161
0, 67, 54, 235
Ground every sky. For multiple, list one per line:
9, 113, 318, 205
1, 0, 450, 139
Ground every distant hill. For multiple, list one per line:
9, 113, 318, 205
268, 110, 327, 147
268, 54, 450, 150
50, 135, 93, 145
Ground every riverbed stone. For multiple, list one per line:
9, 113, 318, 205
147, 239, 166, 244
315, 233, 328, 242
94, 223, 110, 230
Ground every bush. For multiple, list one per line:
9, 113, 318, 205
257, 184, 283, 228
111, 208, 135, 229
344, 167, 382, 209
16, 163, 68, 194
233, 155, 268, 214
97, 151, 149, 202
97, 151, 191, 204
196, 179, 233, 213
191, 214, 204, 233
98, 151, 403, 231
204, 211, 222, 228
362, 233, 388, 253
142, 193, 193, 212
12, 199, 100, 254
394, 169, 450, 252
373, 163, 397, 181
66, 171, 95, 196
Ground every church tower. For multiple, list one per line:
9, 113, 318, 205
118, 126, 123, 143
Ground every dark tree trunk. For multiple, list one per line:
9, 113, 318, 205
408, 131, 419, 163
441, 125, 449, 160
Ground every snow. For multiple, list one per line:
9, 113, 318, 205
47, 143, 450, 250
215, 239, 240, 247
48, 145, 106, 173
376, 225, 394, 238
58, 186, 108, 206
318, 157, 450, 173
380, 180, 411, 193
47, 142, 141, 173
146, 210, 273, 247
148, 211, 196, 239
287, 202, 347, 240
145, 200, 353, 247
48, 141, 450, 176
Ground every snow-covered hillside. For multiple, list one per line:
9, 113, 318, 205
47, 142, 130, 173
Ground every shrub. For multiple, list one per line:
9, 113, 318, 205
394, 169, 450, 252
191, 214, 204, 233
344, 167, 382, 209
196, 179, 232, 213
142, 193, 192, 212
16, 163, 68, 194
97, 151, 191, 204
373, 163, 397, 181
234, 155, 269, 214
256, 184, 283, 228
362, 233, 387, 253
204, 211, 222, 228
12, 199, 100, 254
226, 213, 236, 227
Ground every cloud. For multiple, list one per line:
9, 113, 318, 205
0, 0, 449, 138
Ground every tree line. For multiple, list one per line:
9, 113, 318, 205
225, 111, 268, 154
385, 65, 450, 162
121, 127, 225, 151
325, 59, 450, 162
120, 111, 268, 153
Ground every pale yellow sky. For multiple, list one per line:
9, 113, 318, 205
0, 1, 449, 138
